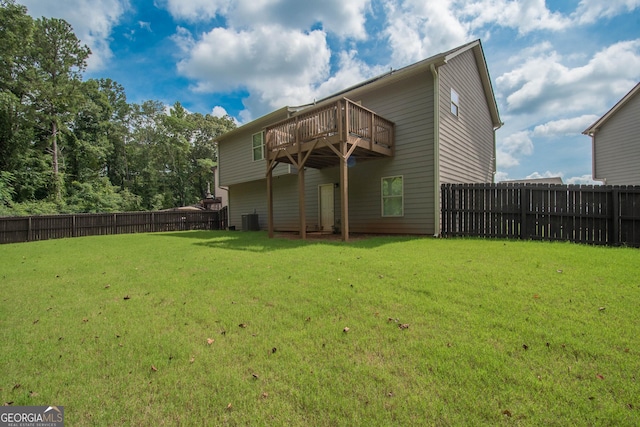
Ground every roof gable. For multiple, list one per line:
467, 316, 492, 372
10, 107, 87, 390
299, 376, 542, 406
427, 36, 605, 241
583, 82, 640, 135
217, 39, 502, 142
297, 39, 501, 129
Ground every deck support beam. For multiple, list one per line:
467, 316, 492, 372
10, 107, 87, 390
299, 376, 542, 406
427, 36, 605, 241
264, 98, 394, 242
266, 158, 279, 238
339, 146, 349, 242
298, 165, 306, 239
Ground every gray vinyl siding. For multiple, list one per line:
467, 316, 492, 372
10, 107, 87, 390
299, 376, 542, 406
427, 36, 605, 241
227, 180, 266, 230
228, 177, 299, 231
438, 50, 496, 184
314, 72, 436, 234
229, 171, 339, 231
593, 92, 640, 185
218, 113, 293, 186
226, 71, 437, 235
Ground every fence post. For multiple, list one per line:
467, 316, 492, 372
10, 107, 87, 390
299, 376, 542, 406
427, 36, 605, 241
28, 216, 32, 242
441, 184, 446, 236
72, 215, 77, 238
611, 188, 619, 246
520, 186, 528, 240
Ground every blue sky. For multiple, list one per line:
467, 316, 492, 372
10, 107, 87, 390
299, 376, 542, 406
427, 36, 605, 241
17, 0, 640, 183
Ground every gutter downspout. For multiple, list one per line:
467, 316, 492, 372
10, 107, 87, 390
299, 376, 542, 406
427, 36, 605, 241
591, 132, 598, 183
430, 64, 441, 237
492, 130, 497, 183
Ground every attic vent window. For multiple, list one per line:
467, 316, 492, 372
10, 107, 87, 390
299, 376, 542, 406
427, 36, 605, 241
252, 131, 264, 161
450, 88, 460, 116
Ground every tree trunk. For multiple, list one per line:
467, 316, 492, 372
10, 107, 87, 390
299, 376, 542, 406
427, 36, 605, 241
52, 120, 58, 176
51, 120, 61, 199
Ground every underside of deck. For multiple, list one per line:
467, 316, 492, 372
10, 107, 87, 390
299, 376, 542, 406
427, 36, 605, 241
264, 98, 395, 241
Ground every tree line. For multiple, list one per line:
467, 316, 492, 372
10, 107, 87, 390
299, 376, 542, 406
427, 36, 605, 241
0, 0, 236, 216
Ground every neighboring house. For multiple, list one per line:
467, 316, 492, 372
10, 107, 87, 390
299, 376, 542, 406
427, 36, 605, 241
216, 39, 502, 240
211, 165, 228, 208
500, 177, 564, 185
583, 82, 640, 185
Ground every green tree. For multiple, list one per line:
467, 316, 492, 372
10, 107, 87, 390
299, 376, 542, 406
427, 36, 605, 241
0, 0, 33, 174
1, 1, 235, 214
0, 0, 33, 96
97, 79, 130, 189
26, 16, 91, 200
127, 100, 167, 209
188, 112, 235, 198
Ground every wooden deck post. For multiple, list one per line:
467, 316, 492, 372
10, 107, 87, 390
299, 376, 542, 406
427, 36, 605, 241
298, 164, 307, 239
267, 168, 274, 238
340, 146, 349, 242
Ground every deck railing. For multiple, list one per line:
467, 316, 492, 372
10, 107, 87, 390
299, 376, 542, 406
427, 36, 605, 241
265, 98, 394, 154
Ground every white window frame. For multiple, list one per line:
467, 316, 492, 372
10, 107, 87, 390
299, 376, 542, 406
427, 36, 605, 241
381, 175, 404, 217
450, 88, 460, 117
252, 131, 264, 161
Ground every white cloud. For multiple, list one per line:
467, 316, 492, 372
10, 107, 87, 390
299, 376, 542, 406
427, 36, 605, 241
156, 0, 230, 22
496, 150, 520, 168
496, 39, 640, 116
161, 0, 370, 39
229, 0, 371, 40
175, 25, 331, 110
525, 171, 563, 180
138, 21, 151, 31
211, 106, 241, 125
211, 106, 229, 117
532, 115, 600, 137
573, 0, 640, 24
382, 0, 470, 66
494, 171, 510, 182
314, 50, 385, 100
462, 0, 572, 34
565, 174, 600, 185
19, 0, 129, 71
522, 172, 599, 185
497, 130, 533, 168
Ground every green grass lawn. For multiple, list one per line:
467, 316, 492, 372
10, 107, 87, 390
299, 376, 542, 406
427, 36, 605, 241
1, 231, 639, 425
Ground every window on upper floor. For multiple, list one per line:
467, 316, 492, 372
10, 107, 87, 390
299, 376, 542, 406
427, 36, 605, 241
381, 175, 404, 217
252, 131, 264, 161
450, 88, 460, 117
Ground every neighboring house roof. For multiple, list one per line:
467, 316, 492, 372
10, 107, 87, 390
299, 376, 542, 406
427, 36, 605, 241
583, 82, 640, 135
500, 177, 564, 185
217, 39, 502, 143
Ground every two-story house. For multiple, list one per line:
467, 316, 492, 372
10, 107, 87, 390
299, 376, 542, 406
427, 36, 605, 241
216, 39, 502, 240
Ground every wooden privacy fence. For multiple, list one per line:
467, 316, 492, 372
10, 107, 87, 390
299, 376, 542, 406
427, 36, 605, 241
441, 184, 640, 247
0, 207, 228, 244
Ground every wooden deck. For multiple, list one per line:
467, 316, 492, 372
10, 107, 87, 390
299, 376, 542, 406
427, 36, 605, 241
265, 98, 394, 169
265, 98, 394, 242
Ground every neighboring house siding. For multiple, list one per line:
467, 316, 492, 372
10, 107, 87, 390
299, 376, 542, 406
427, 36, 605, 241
213, 166, 228, 208
438, 49, 496, 183
593, 92, 640, 185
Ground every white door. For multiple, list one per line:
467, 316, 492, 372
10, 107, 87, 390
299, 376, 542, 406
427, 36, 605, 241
319, 184, 334, 232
